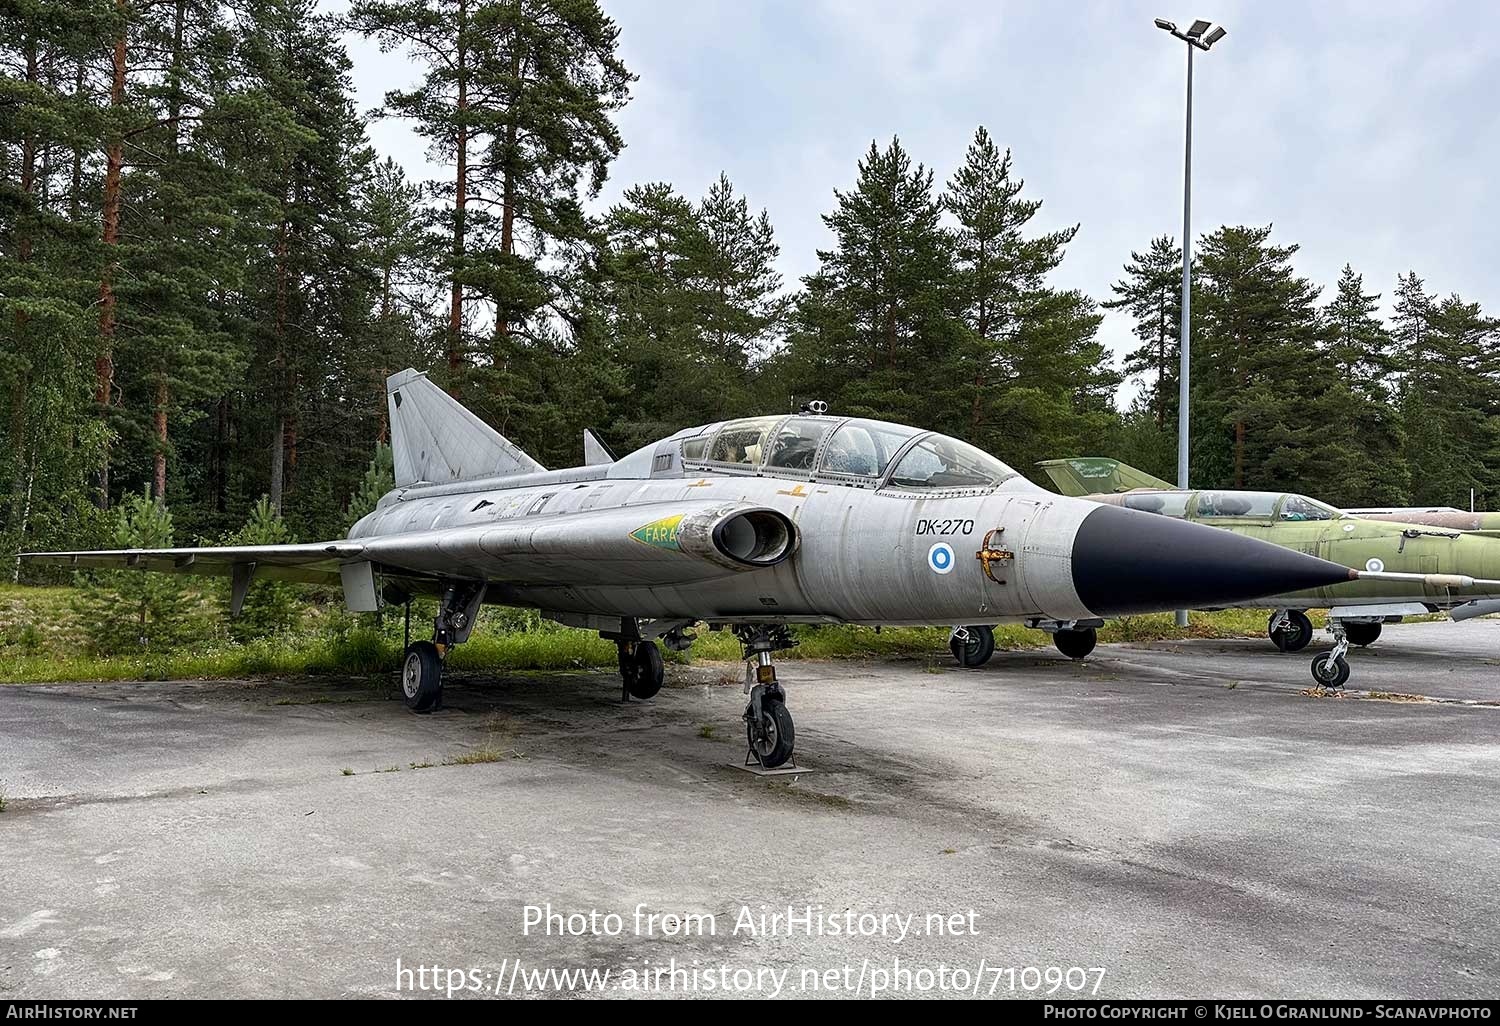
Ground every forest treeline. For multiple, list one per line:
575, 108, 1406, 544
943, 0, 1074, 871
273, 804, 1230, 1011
4, 0, 1499, 567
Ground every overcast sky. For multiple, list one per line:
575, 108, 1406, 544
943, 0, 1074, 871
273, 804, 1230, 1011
338, 0, 1500, 397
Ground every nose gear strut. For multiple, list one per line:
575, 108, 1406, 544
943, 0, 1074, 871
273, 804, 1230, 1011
735, 625, 799, 768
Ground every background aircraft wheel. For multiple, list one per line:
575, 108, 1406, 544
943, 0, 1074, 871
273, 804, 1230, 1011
629, 641, 664, 699
1270, 610, 1313, 652
746, 696, 795, 768
950, 625, 995, 667
1054, 627, 1097, 660
1344, 622, 1381, 647
401, 640, 443, 712
1310, 652, 1350, 689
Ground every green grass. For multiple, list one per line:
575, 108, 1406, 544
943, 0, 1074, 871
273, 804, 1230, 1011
0, 581, 1356, 685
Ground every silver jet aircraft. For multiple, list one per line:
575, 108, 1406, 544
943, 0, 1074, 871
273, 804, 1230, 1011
23, 370, 1363, 767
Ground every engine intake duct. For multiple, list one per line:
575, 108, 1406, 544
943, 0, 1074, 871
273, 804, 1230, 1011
680, 505, 799, 570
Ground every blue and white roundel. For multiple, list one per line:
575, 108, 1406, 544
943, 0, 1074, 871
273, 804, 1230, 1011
927, 542, 955, 575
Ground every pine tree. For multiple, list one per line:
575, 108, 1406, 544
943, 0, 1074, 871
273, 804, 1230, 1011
697, 172, 785, 369
223, 495, 299, 640
347, 0, 633, 393
1300, 264, 1408, 505
777, 137, 965, 430
361, 158, 440, 442
1102, 235, 1182, 430
0, 0, 112, 566
936, 127, 1118, 468
233, 0, 376, 530
1191, 225, 1325, 491
1399, 291, 1500, 506
347, 443, 394, 527
109, 0, 247, 506
72, 486, 195, 653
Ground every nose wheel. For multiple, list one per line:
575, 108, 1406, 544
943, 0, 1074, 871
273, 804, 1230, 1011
736, 625, 799, 768
1309, 620, 1353, 689
745, 688, 795, 767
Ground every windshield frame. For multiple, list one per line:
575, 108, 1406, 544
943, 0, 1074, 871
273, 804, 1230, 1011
876, 431, 1019, 494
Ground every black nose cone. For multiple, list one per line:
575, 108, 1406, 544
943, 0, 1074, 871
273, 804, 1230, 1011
1070, 503, 1355, 617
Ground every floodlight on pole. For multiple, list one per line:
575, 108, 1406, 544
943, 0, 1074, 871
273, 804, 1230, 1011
1155, 16, 1226, 626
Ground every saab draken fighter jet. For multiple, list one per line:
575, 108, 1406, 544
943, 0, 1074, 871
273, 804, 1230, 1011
22, 371, 1366, 767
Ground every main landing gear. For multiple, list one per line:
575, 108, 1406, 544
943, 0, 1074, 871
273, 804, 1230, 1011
1268, 609, 1314, 652
737, 625, 798, 768
950, 625, 995, 667
617, 638, 665, 700
604, 619, 683, 702
401, 582, 486, 713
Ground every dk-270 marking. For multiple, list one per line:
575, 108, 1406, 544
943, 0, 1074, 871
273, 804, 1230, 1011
916, 518, 975, 536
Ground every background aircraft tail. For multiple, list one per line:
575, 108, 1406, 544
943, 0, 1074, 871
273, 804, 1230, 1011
1036, 457, 1176, 496
386, 369, 546, 487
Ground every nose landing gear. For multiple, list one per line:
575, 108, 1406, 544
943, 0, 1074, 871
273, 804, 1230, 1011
1310, 620, 1352, 689
736, 625, 799, 768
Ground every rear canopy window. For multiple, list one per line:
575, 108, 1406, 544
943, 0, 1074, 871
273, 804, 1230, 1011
1281, 494, 1339, 521
1195, 491, 1278, 518
709, 417, 781, 467
888, 436, 1017, 490
1123, 492, 1191, 518
764, 418, 833, 471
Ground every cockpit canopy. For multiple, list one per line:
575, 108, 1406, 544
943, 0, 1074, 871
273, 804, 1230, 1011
1119, 489, 1345, 522
679, 415, 1018, 491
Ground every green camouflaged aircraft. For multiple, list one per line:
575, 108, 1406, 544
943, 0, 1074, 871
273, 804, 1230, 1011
1037, 457, 1500, 687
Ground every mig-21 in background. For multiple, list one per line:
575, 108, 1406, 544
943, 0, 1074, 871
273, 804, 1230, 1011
1037, 457, 1500, 687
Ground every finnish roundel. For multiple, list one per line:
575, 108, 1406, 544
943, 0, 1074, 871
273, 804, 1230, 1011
1365, 557, 1384, 573
928, 542, 955, 575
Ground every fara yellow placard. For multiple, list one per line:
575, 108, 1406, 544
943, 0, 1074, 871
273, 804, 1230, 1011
630, 514, 684, 550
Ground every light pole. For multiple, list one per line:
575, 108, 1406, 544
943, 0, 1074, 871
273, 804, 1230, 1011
1155, 17, 1225, 628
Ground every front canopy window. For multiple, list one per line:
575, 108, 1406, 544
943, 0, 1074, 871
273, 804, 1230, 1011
819, 420, 918, 478
1280, 494, 1341, 521
1194, 491, 1279, 519
1123, 492, 1192, 518
708, 417, 782, 467
888, 435, 1017, 490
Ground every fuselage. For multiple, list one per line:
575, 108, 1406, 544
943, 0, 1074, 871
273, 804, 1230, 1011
349, 416, 1100, 626
347, 415, 1352, 628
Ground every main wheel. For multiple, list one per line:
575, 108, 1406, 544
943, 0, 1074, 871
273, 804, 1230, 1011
1054, 627, 1097, 660
1344, 621, 1382, 647
401, 640, 443, 712
950, 625, 996, 667
1310, 652, 1350, 689
746, 696, 795, 768
1270, 610, 1314, 652
629, 641, 665, 699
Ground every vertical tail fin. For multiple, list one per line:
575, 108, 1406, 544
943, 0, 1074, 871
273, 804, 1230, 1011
386, 369, 545, 487
582, 428, 616, 466
1035, 457, 1177, 496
